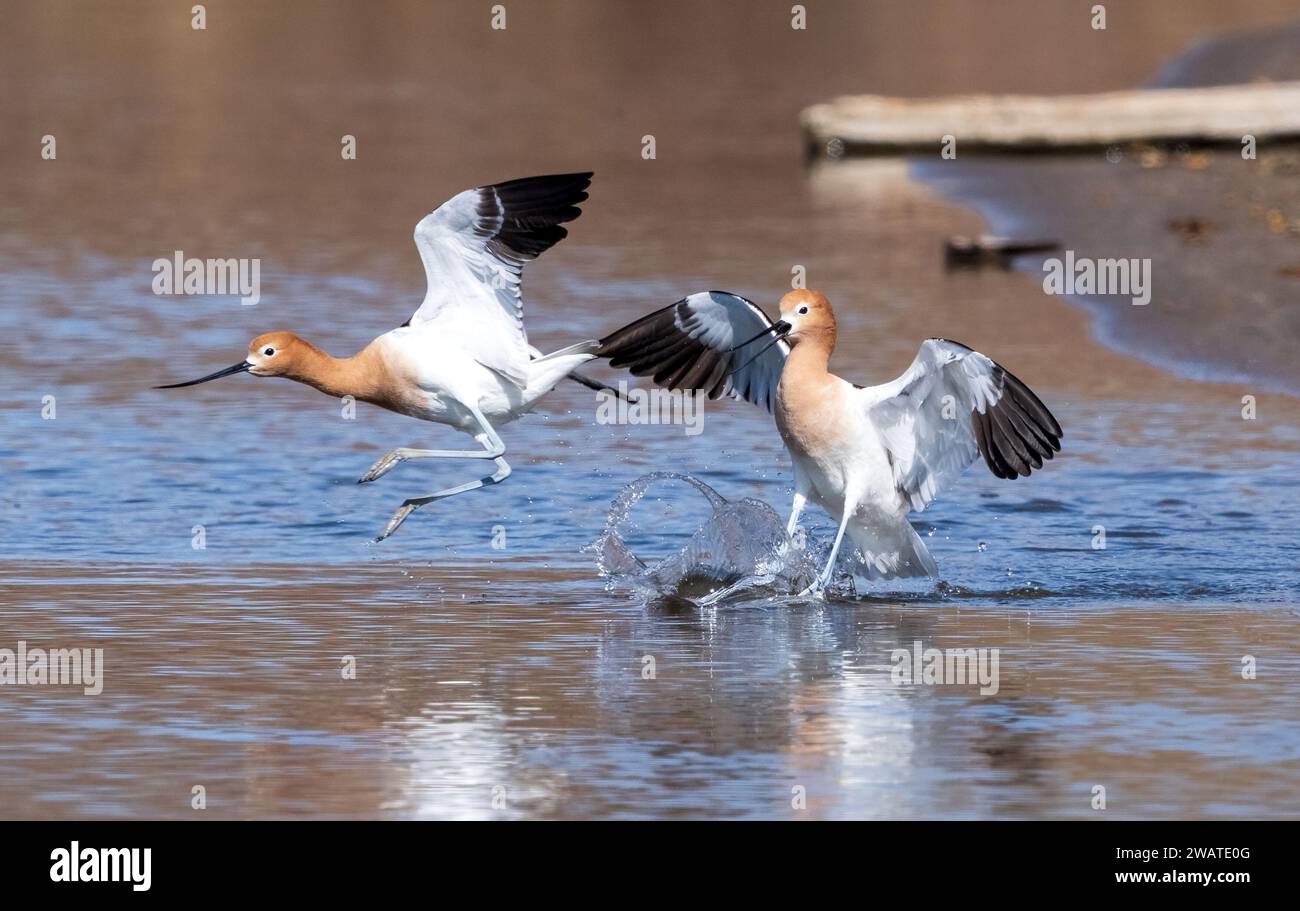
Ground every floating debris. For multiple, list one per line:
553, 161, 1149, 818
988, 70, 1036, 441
803, 83, 1300, 156
944, 235, 1061, 270
1166, 217, 1218, 243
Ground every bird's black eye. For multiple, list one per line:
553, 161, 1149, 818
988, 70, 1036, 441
798, 306, 809, 315
263, 347, 275, 356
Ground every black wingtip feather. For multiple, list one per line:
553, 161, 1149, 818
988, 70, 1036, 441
970, 362, 1064, 482
1000, 366, 1063, 441
988, 402, 1032, 477
597, 292, 783, 413
596, 302, 681, 357
481, 172, 594, 260
972, 410, 1009, 479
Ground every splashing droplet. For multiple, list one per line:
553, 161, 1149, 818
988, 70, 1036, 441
589, 472, 816, 603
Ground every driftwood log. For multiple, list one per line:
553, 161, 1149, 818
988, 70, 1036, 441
803, 82, 1300, 156
944, 235, 1060, 270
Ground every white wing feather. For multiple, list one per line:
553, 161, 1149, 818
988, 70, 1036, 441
405, 173, 591, 388
863, 339, 1062, 511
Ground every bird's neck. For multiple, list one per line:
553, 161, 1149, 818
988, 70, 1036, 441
775, 331, 844, 457
785, 329, 836, 377
289, 340, 388, 402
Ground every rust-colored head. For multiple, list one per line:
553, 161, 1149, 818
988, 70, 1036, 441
246, 331, 310, 378
776, 289, 837, 349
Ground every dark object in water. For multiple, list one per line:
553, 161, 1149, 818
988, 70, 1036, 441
1166, 216, 1218, 244
944, 234, 1061, 270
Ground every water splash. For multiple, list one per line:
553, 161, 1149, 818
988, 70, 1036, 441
592, 472, 817, 604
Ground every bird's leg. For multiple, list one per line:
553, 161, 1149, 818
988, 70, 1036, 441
778, 464, 813, 585
785, 460, 812, 539
786, 492, 807, 538
372, 408, 512, 540
376, 457, 511, 541
358, 415, 507, 484
799, 506, 853, 598
359, 445, 503, 484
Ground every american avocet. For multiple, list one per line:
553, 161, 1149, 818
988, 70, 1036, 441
158, 173, 605, 541
596, 289, 1063, 595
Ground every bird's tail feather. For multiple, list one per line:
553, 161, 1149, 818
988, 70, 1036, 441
527, 341, 628, 400
531, 339, 600, 362
524, 340, 599, 398
845, 517, 939, 581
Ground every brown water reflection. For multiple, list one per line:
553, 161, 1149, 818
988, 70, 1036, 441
2, 562, 1296, 819
5, 0, 1300, 408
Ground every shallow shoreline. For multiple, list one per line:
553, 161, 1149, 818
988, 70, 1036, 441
903, 20, 1300, 398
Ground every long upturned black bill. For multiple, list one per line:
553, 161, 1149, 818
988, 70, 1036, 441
155, 361, 251, 389
729, 334, 787, 378
729, 320, 791, 351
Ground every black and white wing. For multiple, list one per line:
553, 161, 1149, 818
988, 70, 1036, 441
596, 291, 789, 412
406, 172, 592, 387
863, 339, 1062, 511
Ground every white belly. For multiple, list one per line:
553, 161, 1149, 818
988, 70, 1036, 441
381, 328, 531, 430
784, 418, 904, 521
